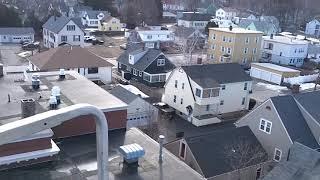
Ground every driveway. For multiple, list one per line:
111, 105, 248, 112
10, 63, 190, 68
0, 44, 28, 66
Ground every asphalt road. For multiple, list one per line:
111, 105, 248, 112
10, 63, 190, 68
0, 44, 28, 66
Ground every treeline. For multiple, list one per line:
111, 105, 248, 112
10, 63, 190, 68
0, 4, 22, 27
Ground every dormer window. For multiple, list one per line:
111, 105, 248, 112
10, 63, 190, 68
157, 59, 165, 66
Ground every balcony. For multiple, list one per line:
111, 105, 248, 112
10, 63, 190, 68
195, 88, 220, 105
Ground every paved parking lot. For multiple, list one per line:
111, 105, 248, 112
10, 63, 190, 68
0, 44, 28, 66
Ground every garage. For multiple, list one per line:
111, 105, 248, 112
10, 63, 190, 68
0, 27, 34, 43
250, 63, 300, 85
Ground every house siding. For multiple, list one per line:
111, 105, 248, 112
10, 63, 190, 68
236, 100, 293, 160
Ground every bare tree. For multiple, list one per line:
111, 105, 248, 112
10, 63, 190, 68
224, 137, 267, 180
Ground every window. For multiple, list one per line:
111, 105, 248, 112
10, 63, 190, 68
244, 48, 248, 54
133, 69, 137, 76
212, 34, 216, 40
61, 35, 67, 42
206, 105, 210, 111
157, 59, 165, 66
252, 48, 257, 54
228, 37, 232, 43
242, 58, 248, 64
196, 88, 201, 97
220, 56, 224, 62
147, 35, 152, 39
173, 95, 177, 103
220, 100, 224, 105
245, 37, 249, 44
256, 168, 262, 180
211, 44, 215, 50
221, 46, 225, 52
143, 73, 151, 81
179, 142, 186, 159
139, 71, 142, 77
73, 35, 80, 42
244, 82, 248, 90
67, 25, 76, 31
175, 80, 178, 88
242, 97, 245, 105
274, 148, 282, 162
182, 83, 185, 89
259, 119, 272, 134
180, 98, 183, 104
88, 67, 98, 74
222, 36, 227, 42
227, 47, 231, 54
255, 37, 259, 43
210, 54, 214, 59
221, 85, 226, 90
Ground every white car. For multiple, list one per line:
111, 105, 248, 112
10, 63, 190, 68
84, 36, 96, 42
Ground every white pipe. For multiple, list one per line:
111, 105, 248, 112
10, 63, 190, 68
0, 104, 109, 180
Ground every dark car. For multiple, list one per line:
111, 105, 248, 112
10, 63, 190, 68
92, 39, 104, 45
22, 42, 40, 50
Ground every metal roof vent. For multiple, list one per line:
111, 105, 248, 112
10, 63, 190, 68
51, 86, 61, 104
119, 143, 145, 165
49, 96, 58, 110
31, 73, 40, 90
59, 69, 65, 80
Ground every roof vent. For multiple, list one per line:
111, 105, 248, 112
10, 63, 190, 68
51, 86, 61, 104
119, 143, 145, 165
49, 96, 58, 110
31, 73, 40, 90
21, 98, 36, 118
59, 69, 65, 80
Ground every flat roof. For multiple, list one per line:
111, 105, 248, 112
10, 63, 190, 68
251, 63, 301, 73
1, 128, 204, 180
0, 69, 127, 126
262, 35, 309, 45
209, 27, 263, 34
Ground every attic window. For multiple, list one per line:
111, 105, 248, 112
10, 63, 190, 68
266, 106, 271, 110
157, 59, 165, 66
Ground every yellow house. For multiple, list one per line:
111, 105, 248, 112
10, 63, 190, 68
98, 16, 122, 31
207, 27, 263, 65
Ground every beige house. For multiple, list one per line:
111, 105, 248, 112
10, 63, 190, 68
207, 27, 263, 65
98, 16, 122, 31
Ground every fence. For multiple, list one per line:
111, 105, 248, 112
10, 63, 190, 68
283, 74, 319, 84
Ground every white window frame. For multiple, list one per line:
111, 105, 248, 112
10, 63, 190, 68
245, 37, 250, 44
139, 71, 142, 77
259, 118, 272, 134
133, 69, 137, 76
273, 148, 282, 162
244, 47, 248, 54
173, 95, 177, 103
157, 59, 165, 66
221, 46, 225, 52
211, 44, 215, 50
212, 34, 216, 40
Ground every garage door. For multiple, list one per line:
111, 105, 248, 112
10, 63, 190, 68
250, 67, 282, 85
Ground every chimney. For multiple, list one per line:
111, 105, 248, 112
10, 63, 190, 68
292, 84, 300, 94
270, 34, 274, 39
59, 69, 65, 80
229, 25, 233, 31
49, 96, 58, 110
21, 98, 36, 118
31, 73, 40, 90
0, 63, 3, 77
158, 135, 165, 163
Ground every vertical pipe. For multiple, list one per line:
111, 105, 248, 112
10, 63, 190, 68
159, 135, 165, 163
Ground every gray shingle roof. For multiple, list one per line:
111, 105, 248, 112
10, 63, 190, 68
172, 26, 205, 39
0, 27, 34, 35
181, 63, 252, 88
262, 142, 320, 180
185, 126, 268, 178
117, 47, 164, 72
308, 44, 320, 54
239, 19, 275, 33
294, 91, 320, 124
84, 10, 109, 19
109, 85, 138, 104
271, 95, 319, 149
42, 16, 84, 33
180, 13, 212, 21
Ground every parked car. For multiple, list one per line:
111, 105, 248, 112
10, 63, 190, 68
120, 43, 127, 50
92, 39, 104, 45
22, 42, 40, 50
84, 36, 96, 42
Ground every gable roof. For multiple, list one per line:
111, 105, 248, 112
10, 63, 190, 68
0, 27, 34, 35
42, 16, 84, 34
84, 10, 109, 19
29, 46, 113, 70
185, 126, 268, 178
180, 13, 212, 22
271, 95, 319, 149
181, 63, 252, 88
262, 143, 320, 180
172, 26, 205, 39
117, 47, 166, 72
294, 91, 320, 124
109, 85, 139, 104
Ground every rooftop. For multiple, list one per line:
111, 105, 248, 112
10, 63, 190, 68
0, 70, 127, 125
109, 85, 139, 104
42, 16, 84, 34
180, 13, 212, 22
181, 63, 252, 88
209, 27, 263, 34
0, 128, 203, 180
0, 27, 35, 35
28, 46, 113, 70
251, 63, 301, 73
262, 35, 309, 45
